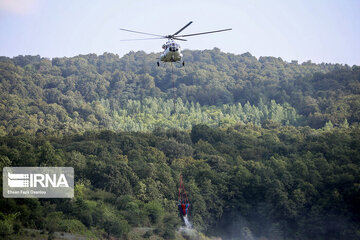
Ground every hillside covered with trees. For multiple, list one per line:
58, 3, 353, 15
1, 49, 359, 135
0, 50, 360, 239
1, 125, 360, 239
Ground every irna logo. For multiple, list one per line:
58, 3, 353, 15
3, 167, 74, 198
7, 173, 69, 188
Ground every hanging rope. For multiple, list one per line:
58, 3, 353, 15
171, 62, 176, 114
178, 174, 189, 204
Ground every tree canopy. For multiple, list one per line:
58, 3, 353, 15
0, 125, 359, 239
1, 50, 359, 135
0, 50, 359, 239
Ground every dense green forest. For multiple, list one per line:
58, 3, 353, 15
1, 50, 359, 134
1, 125, 359, 239
0, 50, 360, 239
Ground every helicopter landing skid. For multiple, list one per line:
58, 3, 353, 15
156, 61, 185, 67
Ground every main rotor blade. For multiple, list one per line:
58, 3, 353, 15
172, 21, 193, 36
172, 37, 187, 41
119, 28, 164, 37
120, 37, 166, 41
176, 28, 232, 38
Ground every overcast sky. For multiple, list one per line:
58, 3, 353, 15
0, 0, 359, 65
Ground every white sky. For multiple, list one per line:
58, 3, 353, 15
0, 0, 359, 65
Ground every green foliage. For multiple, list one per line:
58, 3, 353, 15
155, 213, 181, 240
1, 50, 360, 239
1, 51, 359, 135
0, 125, 360, 239
43, 213, 92, 238
0, 155, 11, 169
103, 214, 130, 238
58, 219, 87, 233
145, 200, 165, 224
0, 212, 19, 236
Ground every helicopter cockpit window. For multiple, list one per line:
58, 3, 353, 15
169, 42, 179, 52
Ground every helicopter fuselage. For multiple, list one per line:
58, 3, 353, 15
160, 40, 183, 62
120, 21, 231, 67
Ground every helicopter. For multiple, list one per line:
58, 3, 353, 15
120, 21, 231, 66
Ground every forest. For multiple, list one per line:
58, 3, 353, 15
0, 49, 359, 135
0, 49, 359, 239
1, 125, 359, 239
